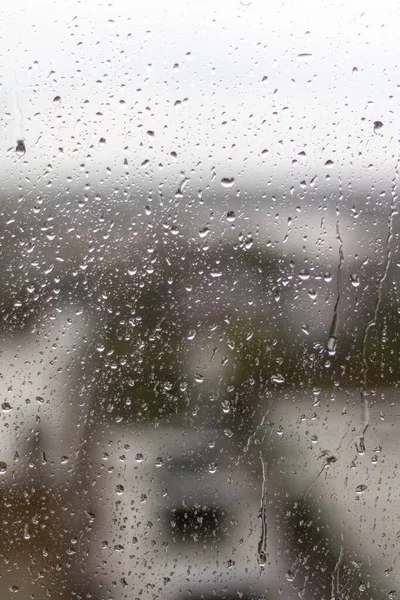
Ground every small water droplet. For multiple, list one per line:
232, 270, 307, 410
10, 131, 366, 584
0, 462, 7, 474
308, 289, 317, 300
221, 400, 231, 414
1, 402, 12, 412
285, 570, 295, 582
327, 336, 337, 356
208, 462, 218, 474
99, 137, 106, 145
297, 53, 312, 61
359, 582, 366, 592
324, 159, 334, 168
16, 140, 26, 156
199, 227, 210, 238
155, 457, 163, 467
258, 551, 266, 567
115, 484, 124, 495
226, 210, 236, 222
298, 269, 310, 280
350, 274, 360, 287
271, 374, 285, 385
53, 95, 61, 105
135, 453, 143, 463
373, 120, 383, 133
324, 272, 333, 282
221, 177, 235, 188
355, 484, 368, 494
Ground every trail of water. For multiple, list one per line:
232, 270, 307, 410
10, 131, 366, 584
358, 161, 399, 452
327, 221, 344, 356
257, 451, 268, 567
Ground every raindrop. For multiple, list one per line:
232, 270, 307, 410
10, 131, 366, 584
350, 274, 360, 287
199, 227, 210, 238
0, 462, 7, 474
270, 374, 285, 384
297, 53, 312, 61
285, 570, 295, 581
258, 551, 266, 567
307, 289, 317, 301
221, 177, 235, 188
221, 400, 231, 413
53, 95, 61, 105
327, 336, 337, 356
115, 484, 124, 495
324, 272, 333, 282
373, 120, 383, 133
208, 462, 218, 473
1, 402, 12, 412
355, 484, 368, 494
155, 457, 163, 467
324, 159, 334, 168
16, 140, 26, 156
226, 210, 236, 222
298, 269, 310, 280
135, 453, 144, 463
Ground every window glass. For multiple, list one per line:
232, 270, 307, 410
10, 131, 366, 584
1, 1, 399, 599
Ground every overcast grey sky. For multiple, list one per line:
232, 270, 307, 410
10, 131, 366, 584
0, 0, 398, 269
1, 0, 398, 190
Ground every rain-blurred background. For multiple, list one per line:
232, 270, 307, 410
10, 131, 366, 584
0, 0, 400, 598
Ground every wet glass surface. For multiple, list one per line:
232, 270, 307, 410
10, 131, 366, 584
1, 1, 400, 598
